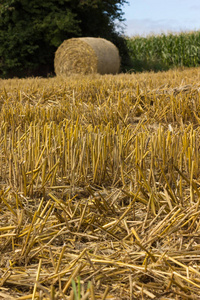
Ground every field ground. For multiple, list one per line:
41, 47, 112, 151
1, 67, 200, 299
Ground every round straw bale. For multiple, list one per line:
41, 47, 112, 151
54, 37, 120, 75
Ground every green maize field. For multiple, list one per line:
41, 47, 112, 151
126, 31, 200, 72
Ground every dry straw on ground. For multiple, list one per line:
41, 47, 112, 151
1, 68, 200, 299
54, 37, 120, 76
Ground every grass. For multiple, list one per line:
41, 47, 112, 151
0, 67, 200, 299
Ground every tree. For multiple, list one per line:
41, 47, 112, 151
0, 0, 129, 78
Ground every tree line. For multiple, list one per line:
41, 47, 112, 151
0, 0, 130, 78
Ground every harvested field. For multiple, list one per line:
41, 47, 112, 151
1, 67, 200, 299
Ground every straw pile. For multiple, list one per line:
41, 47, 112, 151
54, 37, 120, 75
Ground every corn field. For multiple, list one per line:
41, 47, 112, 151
126, 31, 200, 72
1, 68, 200, 299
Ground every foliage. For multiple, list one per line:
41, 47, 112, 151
0, 0, 128, 78
126, 31, 200, 72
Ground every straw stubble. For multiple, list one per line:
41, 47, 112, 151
0, 68, 200, 298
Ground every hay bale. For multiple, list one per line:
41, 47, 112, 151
54, 37, 120, 76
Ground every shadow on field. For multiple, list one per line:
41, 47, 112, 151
124, 58, 171, 73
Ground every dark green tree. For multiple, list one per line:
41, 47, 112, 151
0, 0, 129, 78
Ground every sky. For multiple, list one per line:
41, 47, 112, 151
121, 0, 200, 36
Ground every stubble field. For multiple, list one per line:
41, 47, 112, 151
1, 67, 200, 299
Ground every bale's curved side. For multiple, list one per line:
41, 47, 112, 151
54, 37, 120, 76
